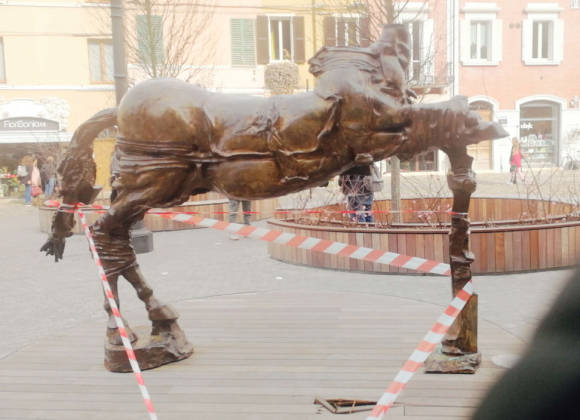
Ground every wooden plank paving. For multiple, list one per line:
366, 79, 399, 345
0, 291, 524, 419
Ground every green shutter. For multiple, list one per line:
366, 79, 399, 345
136, 14, 164, 67
231, 19, 256, 66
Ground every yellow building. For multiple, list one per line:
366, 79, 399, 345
0, 0, 447, 174
0, 1, 115, 168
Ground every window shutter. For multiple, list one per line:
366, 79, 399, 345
553, 18, 564, 64
421, 19, 434, 83
231, 19, 256, 66
323, 16, 336, 47
359, 17, 370, 47
459, 19, 471, 63
491, 19, 503, 64
88, 42, 102, 81
256, 15, 269, 64
522, 19, 532, 63
293, 16, 306, 64
136, 15, 164, 67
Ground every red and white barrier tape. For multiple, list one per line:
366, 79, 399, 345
366, 280, 473, 419
161, 214, 451, 276
77, 208, 158, 420
44, 200, 466, 217
62, 201, 462, 419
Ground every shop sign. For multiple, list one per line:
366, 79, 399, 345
0, 117, 59, 131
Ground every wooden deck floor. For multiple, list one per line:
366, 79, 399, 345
0, 290, 525, 419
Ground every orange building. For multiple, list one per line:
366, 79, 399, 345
457, 0, 580, 170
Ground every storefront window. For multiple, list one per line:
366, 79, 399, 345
519, 101, 560, 167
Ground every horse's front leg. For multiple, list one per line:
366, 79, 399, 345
392, 96, 508, 158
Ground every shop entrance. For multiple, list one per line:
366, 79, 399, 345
519, 101, 560, 167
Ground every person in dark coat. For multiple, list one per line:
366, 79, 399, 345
41, 156, 57, 197
338, 165, 374, 223
472, 266, 580, 420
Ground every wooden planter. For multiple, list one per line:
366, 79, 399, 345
267, 198, 580, 274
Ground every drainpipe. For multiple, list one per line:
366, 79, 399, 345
110, 0, 128, 104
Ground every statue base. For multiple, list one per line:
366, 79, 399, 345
104, 325, 193, 372
424, 346, 481, 374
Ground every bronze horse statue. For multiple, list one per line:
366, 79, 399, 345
41, 24, 507, 371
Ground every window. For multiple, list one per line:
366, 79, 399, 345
136, 14, 164, 66
397, 4, 434, 85
460, 2, 502, 65
572, 0, 580, 9
323, 16, 369, 48
532, 21, 552, 59
522, 3, 563, 65
88, 40, 113, 83
0, 38, 5, 82
336, 17, 359, 47
269, 17, 292, 61
401, 149, 438, 172
519, 101, 560, 166
407, 20, 424, 82
470, 21, 492, 60
256, 15, 305, 65
231, 19, 256, 66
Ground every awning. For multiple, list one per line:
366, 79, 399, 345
0, 131, 72, 144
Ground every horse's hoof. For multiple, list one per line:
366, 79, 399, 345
106, 325, 138, 345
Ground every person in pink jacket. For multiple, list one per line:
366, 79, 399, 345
510, 138, 524, 184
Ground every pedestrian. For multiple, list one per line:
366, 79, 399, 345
30, 158, 43, 201
509, 137, 524, 184
338, 164, 380, 223
17, 155, 34, 206
41, 156, 57, 197
228, 199, 251, 240
35, 154, 46, 191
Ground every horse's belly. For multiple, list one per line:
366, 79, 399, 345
209, 158, 335, 200
117, 79, 210, 145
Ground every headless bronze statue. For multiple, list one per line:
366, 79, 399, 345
41, 25, 507, 371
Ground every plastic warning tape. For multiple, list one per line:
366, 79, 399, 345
77, 208, 158, 420
44, 200, 466, 217
46, 201, 450, 275
161, 214, 451, 276
366, 280, 474, 420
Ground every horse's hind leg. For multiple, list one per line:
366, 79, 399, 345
102, 273, 138, 344
92, 166, 195, 367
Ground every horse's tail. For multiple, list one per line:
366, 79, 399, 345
41, 108, 118, 261
58, 107, 118, 205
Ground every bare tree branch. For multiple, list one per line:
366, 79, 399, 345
90, 0, 216, 85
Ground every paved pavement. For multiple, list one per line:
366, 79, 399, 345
0, 170, 577, 418
0, 196, 573, 360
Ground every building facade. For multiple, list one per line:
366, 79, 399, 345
0, 1, 116, 167
5, 1, 575, 174
457, 0, 580, 171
